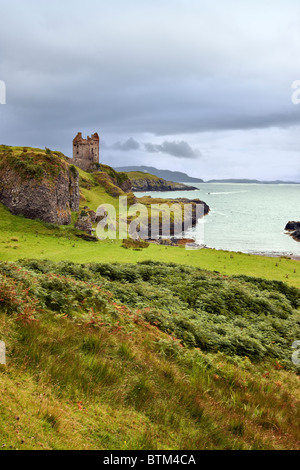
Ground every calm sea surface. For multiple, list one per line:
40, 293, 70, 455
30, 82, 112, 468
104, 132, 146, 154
135, 183, 300, 255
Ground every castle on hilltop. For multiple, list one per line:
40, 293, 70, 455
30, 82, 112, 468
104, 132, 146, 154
73, 132, 99, 171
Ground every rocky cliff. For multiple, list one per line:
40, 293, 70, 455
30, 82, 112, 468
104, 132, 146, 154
0, 146, 80, 225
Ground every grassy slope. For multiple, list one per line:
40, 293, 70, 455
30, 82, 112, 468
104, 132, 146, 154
125, 171, 163, 181
0, 260, 299, 450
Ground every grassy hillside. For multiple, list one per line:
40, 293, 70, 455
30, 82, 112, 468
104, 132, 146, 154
126, 171, 163, 181
0, 259, 299, 450
0, 145, 70, 181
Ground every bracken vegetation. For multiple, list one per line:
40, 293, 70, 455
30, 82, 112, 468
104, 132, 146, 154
0, 259, 299, 450
10, 260, 300, 367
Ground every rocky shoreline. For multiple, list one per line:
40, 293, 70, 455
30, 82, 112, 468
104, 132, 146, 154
249, 251, 300, 260
204, 247, 300, 260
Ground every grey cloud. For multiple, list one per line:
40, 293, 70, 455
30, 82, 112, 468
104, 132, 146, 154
0, 1, 300, 179
144, 141, 201, 159
1, 1, 300, 141
112, 138, 140, 151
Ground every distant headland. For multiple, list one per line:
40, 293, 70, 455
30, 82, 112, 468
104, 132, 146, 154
206, 179, 300, 184
114, 166, 204, 183
114, 167, 300, 185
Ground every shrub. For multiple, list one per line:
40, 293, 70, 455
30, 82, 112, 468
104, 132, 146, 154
3, 260, 300, 367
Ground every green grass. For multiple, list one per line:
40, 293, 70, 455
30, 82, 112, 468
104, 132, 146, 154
0, 145, 66, 156
0, 200, 299, 288
80, 184, 120, 212
0, 260, 299, 450
0, 145, 69, 182
125, 171, 162, 181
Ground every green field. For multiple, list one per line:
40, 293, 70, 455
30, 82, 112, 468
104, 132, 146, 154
1, 202, 299, 288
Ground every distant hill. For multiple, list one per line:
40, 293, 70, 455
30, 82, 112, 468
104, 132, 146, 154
207, 179, 300, 184
114, 166, 204, 183
114, 169, 300, 184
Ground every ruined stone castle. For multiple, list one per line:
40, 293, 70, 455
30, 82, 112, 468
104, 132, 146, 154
73, 132, 99, 171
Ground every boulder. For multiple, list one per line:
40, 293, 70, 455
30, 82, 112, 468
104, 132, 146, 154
75, 210, 93, 233
285, 221, 300, 242
285, 221, 300, 231
83, 206, 96, 223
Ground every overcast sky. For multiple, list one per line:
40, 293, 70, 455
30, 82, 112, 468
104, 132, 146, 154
0, 0, 300, 180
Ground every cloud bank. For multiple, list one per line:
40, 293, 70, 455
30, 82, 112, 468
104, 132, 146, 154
144, 141, 201, 159
0, 0, 299, 179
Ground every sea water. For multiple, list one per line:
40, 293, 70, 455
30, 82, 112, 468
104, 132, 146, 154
135, 183, 300, 256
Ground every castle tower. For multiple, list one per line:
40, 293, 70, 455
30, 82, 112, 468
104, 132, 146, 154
73, 132, 100, 171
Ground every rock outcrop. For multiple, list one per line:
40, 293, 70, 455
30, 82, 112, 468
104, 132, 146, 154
0, 148, 80, 225
285, 221, 300, 231
285, 221, 300, 242
75, 206, 97, 234
75, 210, 93, 233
